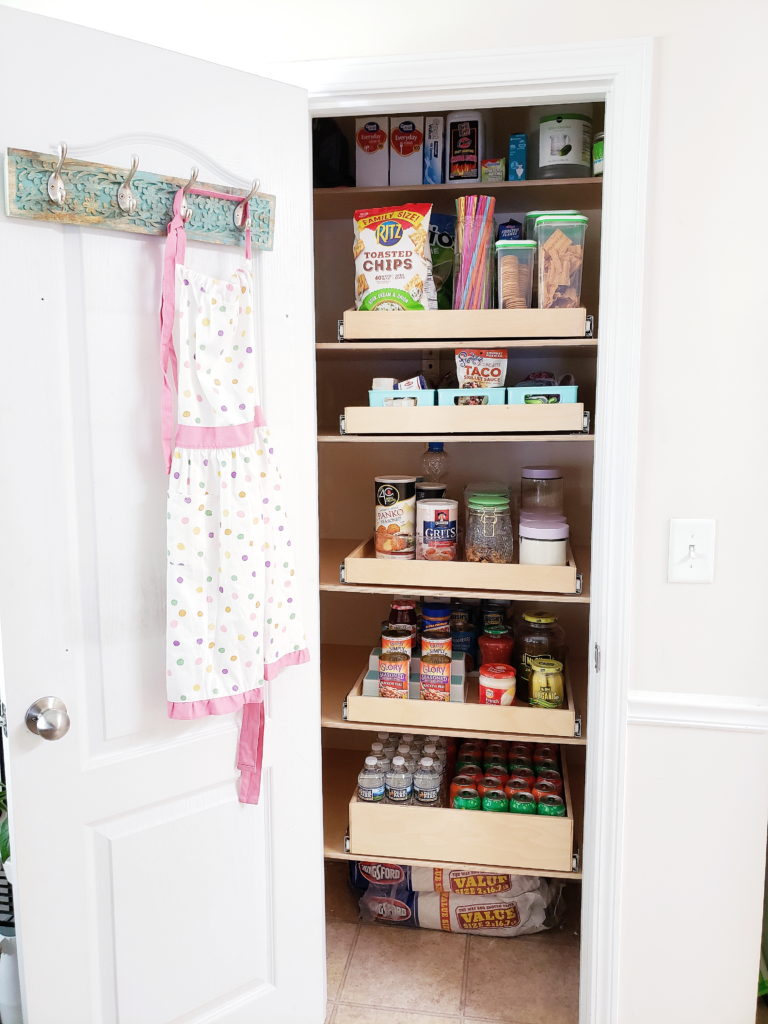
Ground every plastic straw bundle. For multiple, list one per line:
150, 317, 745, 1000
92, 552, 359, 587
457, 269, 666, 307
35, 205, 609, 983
453, 194, 496, 309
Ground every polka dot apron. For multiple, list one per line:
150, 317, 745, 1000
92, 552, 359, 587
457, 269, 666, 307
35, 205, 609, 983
160, 187, 309, 804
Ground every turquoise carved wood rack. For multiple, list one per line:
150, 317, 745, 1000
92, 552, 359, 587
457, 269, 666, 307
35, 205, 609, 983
4, 148, 275, 250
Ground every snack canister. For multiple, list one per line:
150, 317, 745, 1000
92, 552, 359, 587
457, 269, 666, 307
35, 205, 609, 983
509, 791, 537, 814
419, 654, 451, 701
538, 794, 566, 816
375, 476, 417, 559
478, 664, 517, 706
453, 787, 482, 810
381, 628, 415, 655
421, 629, 452, 657
416, 499, 459, 561
378, 651, 410, 698
450, 774, 477, 804
482, 788, 509, 812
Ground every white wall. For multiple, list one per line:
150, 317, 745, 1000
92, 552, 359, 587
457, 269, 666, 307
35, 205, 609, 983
4, 1, 768, 1021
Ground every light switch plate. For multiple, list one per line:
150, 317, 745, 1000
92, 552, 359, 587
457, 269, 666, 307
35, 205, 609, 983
668, 518, 716, 583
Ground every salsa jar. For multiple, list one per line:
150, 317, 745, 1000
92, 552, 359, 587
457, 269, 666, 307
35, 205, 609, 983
478, 626, 514, 667
514, 611, 566, 704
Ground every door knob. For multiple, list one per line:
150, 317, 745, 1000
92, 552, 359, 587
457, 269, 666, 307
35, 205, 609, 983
25, 697, 70, 741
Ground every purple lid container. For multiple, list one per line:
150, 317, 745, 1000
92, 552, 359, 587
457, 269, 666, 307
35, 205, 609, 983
521, 467, 562, 480
519, 522, 570, 540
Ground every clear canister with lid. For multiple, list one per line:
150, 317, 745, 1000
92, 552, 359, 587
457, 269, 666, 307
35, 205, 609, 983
534, 213, 588, 309
495, 240, 536, 309
514, 611, 566, 704
465, 492, 514, 564
521, 467, 564, 514
519, 520, 569, 566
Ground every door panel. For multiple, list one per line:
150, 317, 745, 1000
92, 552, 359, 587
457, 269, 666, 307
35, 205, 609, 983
0, 10, 323, 1023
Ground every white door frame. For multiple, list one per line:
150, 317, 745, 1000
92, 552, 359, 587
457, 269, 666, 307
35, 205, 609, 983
269, 38, 652, 1023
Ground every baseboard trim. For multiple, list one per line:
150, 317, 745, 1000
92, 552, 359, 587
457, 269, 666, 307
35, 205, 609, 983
628, 690, 768, 733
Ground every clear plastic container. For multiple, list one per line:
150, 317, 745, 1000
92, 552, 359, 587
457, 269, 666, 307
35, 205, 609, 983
520, 467, 564, 514
534, 214, 588, 310
465, 493, 514, 564
496, 240, 536, 310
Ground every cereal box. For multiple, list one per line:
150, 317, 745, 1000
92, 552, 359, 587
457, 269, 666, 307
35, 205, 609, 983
355, 117, 389, 187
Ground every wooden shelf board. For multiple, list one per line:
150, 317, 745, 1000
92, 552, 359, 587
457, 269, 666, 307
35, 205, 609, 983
318, 431, 595, 445
319, 538, 591, 604
322, 748, 582, 880
320, 643, 586, 745
314, 177, 602, 220
316, 339, 598, 353
341, 307, 587, 342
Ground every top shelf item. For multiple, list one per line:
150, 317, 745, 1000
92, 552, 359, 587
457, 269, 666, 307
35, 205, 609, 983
340, 307, 589, 342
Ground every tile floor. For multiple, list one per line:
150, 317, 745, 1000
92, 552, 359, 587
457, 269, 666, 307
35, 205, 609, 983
324, 860, 580, 1024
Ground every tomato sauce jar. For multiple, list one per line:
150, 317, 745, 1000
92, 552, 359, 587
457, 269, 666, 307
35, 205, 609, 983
478, 626, 514, 667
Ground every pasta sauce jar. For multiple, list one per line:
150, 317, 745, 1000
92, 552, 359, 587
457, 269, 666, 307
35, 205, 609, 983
478, 626, 514, 667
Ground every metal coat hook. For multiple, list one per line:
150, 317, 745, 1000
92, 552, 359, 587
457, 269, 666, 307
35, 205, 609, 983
117, 154, 140, 214
234, 178, 260, 229
47, 142, 67, 206
180, 167, 199, 223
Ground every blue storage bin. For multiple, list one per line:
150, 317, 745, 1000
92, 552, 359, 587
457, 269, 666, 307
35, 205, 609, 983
437, 388, 506, 407
368, 389, 436, 407
507, 385, 578, 405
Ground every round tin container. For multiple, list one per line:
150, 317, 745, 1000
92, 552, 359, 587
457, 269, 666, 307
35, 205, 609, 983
377, 651, 410, 699
421, 629, 452, 657
381, 628, 415, 655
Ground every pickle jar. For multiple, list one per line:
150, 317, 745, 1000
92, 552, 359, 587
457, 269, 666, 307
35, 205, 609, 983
465, 494, 514, 564
514, 611, 566, 704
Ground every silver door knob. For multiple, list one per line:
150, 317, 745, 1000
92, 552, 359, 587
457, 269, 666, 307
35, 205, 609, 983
25, 697, 70, 741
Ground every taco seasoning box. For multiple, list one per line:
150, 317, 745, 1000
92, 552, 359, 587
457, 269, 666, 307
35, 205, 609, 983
446, 110, 485, 182
375, 476, 417, 559
378, 651, 410, 699
420, 654, 451, 702
355, 118, 389, 187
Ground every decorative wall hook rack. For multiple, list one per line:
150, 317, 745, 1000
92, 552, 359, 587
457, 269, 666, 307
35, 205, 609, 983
5, 147, 275, 250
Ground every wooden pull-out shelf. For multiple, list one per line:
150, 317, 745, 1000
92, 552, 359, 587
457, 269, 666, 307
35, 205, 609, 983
342, 539, 580, 595
342, 402, 586, 435
347, 749, 574, 873
341, 307, 587, 341
344, 667, 578, 739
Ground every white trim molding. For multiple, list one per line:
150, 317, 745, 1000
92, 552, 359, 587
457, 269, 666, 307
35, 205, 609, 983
628, 690, 768, 733
283, 37, 654, 1024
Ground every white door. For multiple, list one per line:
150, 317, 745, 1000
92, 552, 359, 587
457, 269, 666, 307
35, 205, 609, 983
0, 9, 324, 1024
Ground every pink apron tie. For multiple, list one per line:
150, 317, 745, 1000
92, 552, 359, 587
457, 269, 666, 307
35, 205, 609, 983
160, 186, 262, 805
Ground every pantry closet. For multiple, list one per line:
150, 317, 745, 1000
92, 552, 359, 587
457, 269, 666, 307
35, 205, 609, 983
314, 102, 604, 1023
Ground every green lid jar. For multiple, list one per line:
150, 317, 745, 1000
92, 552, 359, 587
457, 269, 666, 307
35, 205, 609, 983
465, 494, 514, 564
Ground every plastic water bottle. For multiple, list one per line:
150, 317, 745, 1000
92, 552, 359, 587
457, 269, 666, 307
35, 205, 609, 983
357, 756, 385, 803
378, 734, 397, 759
422, 743, 444, 775
370, 741, 391, 773
421, 441, 449, 482
396, 744, 417, 773
401, 733, 415, 747
385, 755, 413, 804
414, 757, 442, 806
